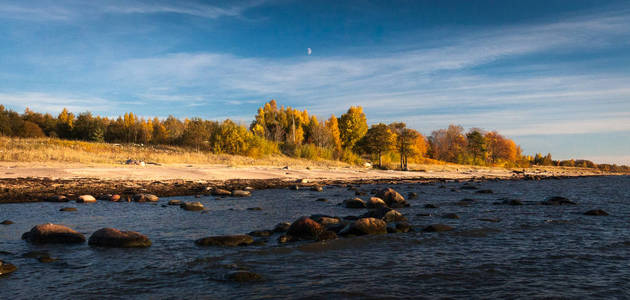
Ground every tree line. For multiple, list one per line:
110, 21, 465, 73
1, 102, 628, 172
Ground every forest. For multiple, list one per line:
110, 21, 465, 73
1, 100, 628, 172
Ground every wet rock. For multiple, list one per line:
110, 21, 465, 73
289, 185, 300, 190
212, 188, 231, 196
316, 198, 328, 202
496, 199, 524, 206
247, 207, 262, 211
133, 194, 159, 202
456, 199, 475, 206
317, 231, 338, 241
76, 195, 96, 203
310, 185, 323, 192
287, 217, 324, 240
273, 222, 291, 233
422, 224, 454, 232
46, 195, 68, 202
22, 224, 86, 244
1, 220, 13, 225
340, 218, 387, 236
460, 184, 478, 190
244, 186, 254, 191
479, 218, 501, 223
167, 199, 182, 205
355, 191, 368, 196
38, 256, 56, 263
22, 251, 50, 259
59, 207, 77, 212
541, 196, 577, 205
361, 207, 407, 223
584, 209, 608, 216
180, 202, 204, 211
88, 228, 152, 248
375, 188, 408, 208
277, 235, 296, 243
310, 215, 341, 227
424, 204, 438, 209
476, 189, 494, 194
232, 190, 251, 197
387, 222, 412, 233
408, 192, 418, 200
366, 197, 388, 209
226, 271, 263, 282
298, 179, 309, 184
195, 235, 254, 247
248, 230, 272, 237
442, 213, 460, 219
0, 260, 17, 276
343, 198, 366, 209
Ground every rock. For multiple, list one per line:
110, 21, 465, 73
289, 185, 300, 190
88, 228, 151, 248
244, 186, 254, 191
375, 188, 408, 208
366, 197, 388, 209
232, 190, 251, 197
479, 218, 501, 223
442, 213, 460, 219
248, 230, 272, 237
167, 199, 182, 205
505, 199, 523, 206
584, 209, 608, 216
424, 204, 438, 209
195, 235, 254, 247
22, 224, 86, 244
287, 217, 324, 240
247, 207, 262, 211
1, 220, 13, 225
476, 189, 494, 194
310, 185, 323, 192
226, 271, 263, 282
460, 184, 478, 190
316, 198, 328, 202
277, 235, 296, 243
298, 179, 309, 184
387, 222, 412, 233
133, 194, 158, 202
0, 260, 17, 276
361, 207, 406, 223
355, 191, 368, 196
76, 195, 96, 203
59, 207, 77, 212
273, 222, 291, 233
343, 198, 366, 209
212, 188, 232, 196
456, 199, 475, 206
422, 224, 454, 232
542, 196, 577, 205
317, 231, 338, 241
38, 256, 56, 263
340, 218, 387, 235
47, 195, 68, 202
408, 192, 418, 199
181, 202, 204, 211
315, 216, 341, 227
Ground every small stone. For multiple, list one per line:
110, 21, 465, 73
0, 260, 17, 275
232, 190, 251, 197
59, 207, 77, 212
167, 200, 182, 205
1, 220, 14, 225
181, 202, 204, 211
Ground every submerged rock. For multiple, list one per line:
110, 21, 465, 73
541, 196, 577, 205
248, 230, 272, 237
442, 213, 460, 219
316, 198, 328, 202
422, 224, 454, 232
133, 193, 159, 202
475, 189, 494, 194
1, 220, 13, 225
212, 188, 232, 196
340, 218, 387, 236
424, 204, 438, 209
343, 198, 366, 209
247, 207, 262, 211
226, 271, 263, 282
584, 209, 609, 216
46, 195, 68, 202
167, 199, 182, 205
0, 260, 17, 276
408, 192, 418, 199
310, 185, 323, 192
181, 202, 204, 211
361, 207, 406, 223
273, 222, 291, 233
375, 188, 408, 208
59, 207, 77, 212
100, 194, 121, 202
22, 224, 86, 244
76, 195, 96, 203
387, 222, 412, 233
195, 235, 254, 247
88, 228, 151, 248
287, 217, 324, 240
317, 231, 338, 241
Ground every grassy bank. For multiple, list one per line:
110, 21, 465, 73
0, 136, 348, 167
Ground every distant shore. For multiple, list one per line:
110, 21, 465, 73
0, 162, 620, 203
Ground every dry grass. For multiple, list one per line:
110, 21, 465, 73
0, 137, 349, 168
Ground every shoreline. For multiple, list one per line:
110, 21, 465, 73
0, 162, 622, 203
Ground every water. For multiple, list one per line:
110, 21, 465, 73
1, 176, 629, 299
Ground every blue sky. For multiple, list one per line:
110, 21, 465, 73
1, 0, 629, 164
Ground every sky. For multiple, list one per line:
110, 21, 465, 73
0, 0, 629, 164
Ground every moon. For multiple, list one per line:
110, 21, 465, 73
307, 48, 312, 56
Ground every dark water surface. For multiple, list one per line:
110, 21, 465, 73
1, 176, 629, 299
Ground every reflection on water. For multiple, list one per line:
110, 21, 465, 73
1, 176, 629, 299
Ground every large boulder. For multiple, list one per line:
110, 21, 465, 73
181, 202, 204, 211
366, 197, 388, 209
375, 188, 408, 208
76, 195, 96, 203
0, 260, 17, 276
287, 217, 324, 240
231, 190, 251, 197
88, 228, 151, 248
195, 235, 254, 247
22, 224, 86, 244
340, 218, 387, 236
343, 198, 366, 209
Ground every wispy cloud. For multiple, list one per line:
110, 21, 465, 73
0, 92, 112, 114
